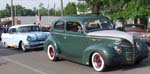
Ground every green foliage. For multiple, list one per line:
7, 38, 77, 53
0, 4, 36, 18
0, 4, 11, 18
0, 3, 62, 18
81, 0, 150, 20
55, 9, 61, 16
64, 2, 77, 15
109, 0, 150, 19
39, 7, 48, 16
15, 5, 36, 16
85, 0, 104, 14
49, 8, 55, 16
1, 0, 150, 20
76, 2, 89, 13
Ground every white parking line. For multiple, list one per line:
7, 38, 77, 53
2, 57, 48, 74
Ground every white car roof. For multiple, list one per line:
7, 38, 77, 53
10, 24, 38, 29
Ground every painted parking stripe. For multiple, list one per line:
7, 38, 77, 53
2, 57, 48, 74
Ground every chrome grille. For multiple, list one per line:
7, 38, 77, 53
119, 39, 134, 64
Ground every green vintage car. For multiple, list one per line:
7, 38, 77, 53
44, 15, 149, 72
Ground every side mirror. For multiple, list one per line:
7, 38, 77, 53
116, 27, 124, 31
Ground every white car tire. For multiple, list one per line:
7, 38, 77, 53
4, 42, 9, 48
21, 42, 26, 52
91, 52, 105, 72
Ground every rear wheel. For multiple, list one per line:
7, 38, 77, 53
47, 44, 58, 61
91, 52, 106, 72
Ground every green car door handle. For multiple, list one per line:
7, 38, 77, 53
51, 33, 54, 36
64, 36, 67, 40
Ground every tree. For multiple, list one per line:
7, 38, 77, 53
15, 5, 36, 16
49, 8, 55, 16
0, 4, 36, 18
64, 2, 77, 15
107, 0, 150, 25
38, 7, 48, 16
76, 2, 89, 14
0, 4, 11, 18
55, 9, 61, 16
85, 0, 104, 15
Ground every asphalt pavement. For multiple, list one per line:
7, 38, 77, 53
0, 42, 150, 74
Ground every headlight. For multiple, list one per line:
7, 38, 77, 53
142, 34, 150, 38
142, 34, 146, 38
141, 34, 150, 42
114, 46, 122, 54
27, 36, 33, 41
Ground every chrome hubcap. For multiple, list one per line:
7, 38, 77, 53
49, 47, 54, 58
94, 54, 102, 68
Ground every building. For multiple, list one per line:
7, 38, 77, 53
0, 16, 60, 27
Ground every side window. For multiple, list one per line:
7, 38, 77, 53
66, 22, 82, 32
53, 21, 64, 30
8, 28, 17, 34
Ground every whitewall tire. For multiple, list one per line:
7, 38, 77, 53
47, 44, 57, 61
91, 52, 105, 72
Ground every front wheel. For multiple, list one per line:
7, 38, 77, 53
91, 52, 106, 72
20, 42, 27, 52
4, 42, 9, 48
134, 59, 143, 64
47, 44, 58, 61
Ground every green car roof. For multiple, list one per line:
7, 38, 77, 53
54, 15, 110, 24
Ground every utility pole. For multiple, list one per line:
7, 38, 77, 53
60, 0, 64, 16
47, 0, 50, 16
11, 0, 15, 25
15, 5, 17, 17
54, 3, 56, 16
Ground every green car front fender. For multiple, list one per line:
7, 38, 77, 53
82, 44, 116, 66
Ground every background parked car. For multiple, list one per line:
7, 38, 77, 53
117, 24, 150, 46
0, 27, 7, 41
40, 26, 51, 32
1, 24, 49, 51
44, 15, 149, 72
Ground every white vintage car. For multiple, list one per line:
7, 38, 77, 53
1, 24, 49, 51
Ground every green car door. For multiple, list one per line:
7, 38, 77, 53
52, 20, 66, 51
60, 21, 87, 58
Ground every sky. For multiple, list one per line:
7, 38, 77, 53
0, 0, 78, 10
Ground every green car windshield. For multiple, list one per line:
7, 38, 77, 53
83, 18, 113, 32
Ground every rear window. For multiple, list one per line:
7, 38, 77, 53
53, 21, 65, 30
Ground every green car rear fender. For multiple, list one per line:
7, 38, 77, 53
44, 36, 59, 54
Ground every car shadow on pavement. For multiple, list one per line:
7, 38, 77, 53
0, 47, 44, 57
26, 48, 44, 52
0, 62, 9, 67
0, 47, 23, 57
107, 55, 150, 71
0, 42, 44, 57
